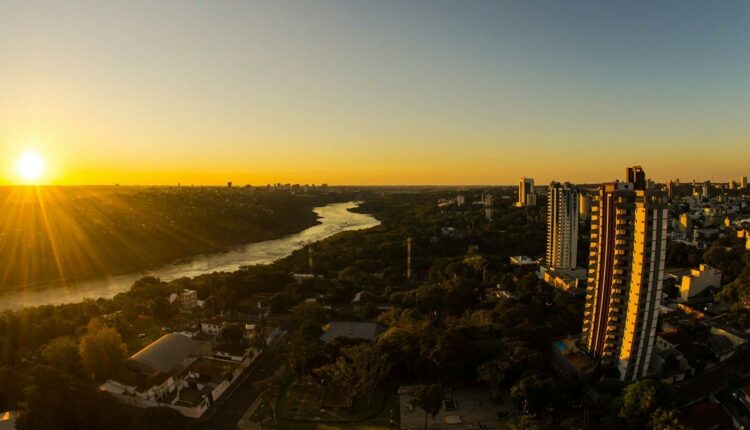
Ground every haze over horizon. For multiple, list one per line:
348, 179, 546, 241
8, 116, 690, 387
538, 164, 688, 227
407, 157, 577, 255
2, 0, 749, 186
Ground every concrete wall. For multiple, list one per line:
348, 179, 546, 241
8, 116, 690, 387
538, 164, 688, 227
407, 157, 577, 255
680, 265, 722, 301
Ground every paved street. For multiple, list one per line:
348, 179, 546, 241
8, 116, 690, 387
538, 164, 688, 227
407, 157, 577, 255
194, 336, 288, 430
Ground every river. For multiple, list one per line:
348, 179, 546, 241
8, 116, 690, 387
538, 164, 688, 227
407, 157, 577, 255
0, 201, 379, 311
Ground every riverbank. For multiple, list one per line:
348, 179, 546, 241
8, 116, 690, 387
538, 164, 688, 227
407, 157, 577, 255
0, 186, 339, 292
0, 202, 379, 311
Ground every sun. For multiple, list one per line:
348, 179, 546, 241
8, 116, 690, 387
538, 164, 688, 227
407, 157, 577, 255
16, 150, 46, 183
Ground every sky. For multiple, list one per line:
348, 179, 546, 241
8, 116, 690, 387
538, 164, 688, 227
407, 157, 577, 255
1, 1, 749, 185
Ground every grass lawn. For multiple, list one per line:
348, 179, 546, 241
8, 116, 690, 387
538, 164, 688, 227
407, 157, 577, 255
273, 395, 398, 430
254, 378, 400, 430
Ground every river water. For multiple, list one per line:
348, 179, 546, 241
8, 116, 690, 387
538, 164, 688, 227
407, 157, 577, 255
0, 202, 379, 311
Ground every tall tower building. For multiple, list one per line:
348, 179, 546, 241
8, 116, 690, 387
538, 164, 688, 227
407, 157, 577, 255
546, 182, 579, 269
665, 180, 675, 200
517, 177, 536, 207
582, 166, 668, 381
741, 176, 748, 189
579, 192, 592, 223
484, 193, 494, 221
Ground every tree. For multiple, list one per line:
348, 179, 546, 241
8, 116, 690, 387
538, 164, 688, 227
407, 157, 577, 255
345, 343, 394, 403
78, 319, 127, 381
42, 336, 83, 377
150, 296, 175, 322
410, 384, 444, 430
510, 371, 555, 413
558, 417, 584, 430
256, 375, 285, 425
477, 360, 504, 400
618, 379, 674, 429
291, 302, 328, 328
285, 333, 325, 375
315, 356, 359, 408
269, 291, 298, 313
0, 366, 22, 410
507, 415, 547, 430
221, 323, 245, 342
415, 285, 446, 318
478, 339, 545, 397
716, 255, 750, 328
650, 408, 685, 430
427, 328, 471, 379
703, 244, 745, 283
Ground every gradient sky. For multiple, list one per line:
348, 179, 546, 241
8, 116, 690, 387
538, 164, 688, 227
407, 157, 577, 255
1, 1, 749, 185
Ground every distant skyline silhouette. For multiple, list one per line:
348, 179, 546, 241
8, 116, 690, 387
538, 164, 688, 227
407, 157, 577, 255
2, 1, 749, 185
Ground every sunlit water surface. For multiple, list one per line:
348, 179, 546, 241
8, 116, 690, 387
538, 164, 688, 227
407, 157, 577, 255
0, 202, 379, 310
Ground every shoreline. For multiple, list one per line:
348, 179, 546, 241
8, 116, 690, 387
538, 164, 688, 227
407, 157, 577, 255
0, 216, 324, 295
0, 201, 378, 311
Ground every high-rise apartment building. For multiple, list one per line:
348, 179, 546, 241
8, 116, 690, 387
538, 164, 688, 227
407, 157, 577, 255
741, 176, 748, 189
579, 192, 592, 223
516, 177, 536, 207
666, 180, 675, 200
582, 166, 668, 381
546, 182, 579, 269
484, 193, 493, 221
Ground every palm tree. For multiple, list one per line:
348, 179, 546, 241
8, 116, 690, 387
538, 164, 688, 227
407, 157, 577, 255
410, 384, 444, 430
257, 375, 284, 426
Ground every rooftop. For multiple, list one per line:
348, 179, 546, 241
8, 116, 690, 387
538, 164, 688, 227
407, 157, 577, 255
127, 333, 202, 375
680, 400, 733, 430
657, 330, 696, 347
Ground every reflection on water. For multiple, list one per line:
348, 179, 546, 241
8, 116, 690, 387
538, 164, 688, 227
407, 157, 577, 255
0, 202, 379, 310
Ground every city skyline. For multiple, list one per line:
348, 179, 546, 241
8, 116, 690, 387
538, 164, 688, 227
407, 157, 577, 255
3, 1, 750, 185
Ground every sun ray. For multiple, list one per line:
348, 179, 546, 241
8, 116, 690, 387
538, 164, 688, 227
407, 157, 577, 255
16, 151, 46, 184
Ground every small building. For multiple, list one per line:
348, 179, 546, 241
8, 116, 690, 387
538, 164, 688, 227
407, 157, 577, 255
509, 255, 537, 266
213, 342, 253, 363
243, 323, 281, 346
292, 273, 317, 283
679, 265, 722, 302
739, 229, 750, 250
650, 348, 689, 382
201, 318, 224, 337
541, 267, 586, 292
655, 330, 696, 352
0, 411, 17, 430
679, 399, 733, 430
550, 337, 595, 379
180, 289, 198, 312
100, 329, 266, 419
100, 333, 208, 418
709, 326, 749, 361
180, 357, 242, 409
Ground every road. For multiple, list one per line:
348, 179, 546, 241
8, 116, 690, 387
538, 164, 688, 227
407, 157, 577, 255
194, 337, 288, 430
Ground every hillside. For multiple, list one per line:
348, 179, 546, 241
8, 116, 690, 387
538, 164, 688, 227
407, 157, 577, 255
0, 186, 341, 291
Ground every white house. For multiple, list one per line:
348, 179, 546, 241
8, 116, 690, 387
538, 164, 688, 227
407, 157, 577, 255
679, 264, 722, 302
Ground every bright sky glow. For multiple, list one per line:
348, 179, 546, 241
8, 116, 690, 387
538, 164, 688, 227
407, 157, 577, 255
16, 151, 46, 183
1, 1, 749, 185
